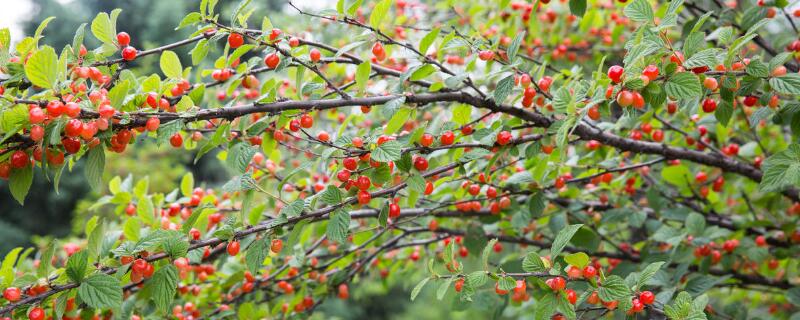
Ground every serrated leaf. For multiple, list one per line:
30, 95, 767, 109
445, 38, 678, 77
522, 251, 548, 272
245, 237, 268, 273
759, 144, 800, 192
369, 0, 392, 30
597, 275, 631, 302
144, 265, 179, 313
85, 147, 105, 191
624, 0, 654, 22
25, 46, 58, 89
665, 72, 702, 99
637, 261, 665, 289
78, 273, 123, 310
770, 74, 800, 95
372, 139, 402, 162
493, 75, 514, 103
326, 209, 350, 244
550, 224, 582, 258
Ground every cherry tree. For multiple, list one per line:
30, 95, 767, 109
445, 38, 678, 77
0, 0, 797, 319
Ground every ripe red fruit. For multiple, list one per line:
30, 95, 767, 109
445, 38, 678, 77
98, 104, 115, 119
478, 50, 494, 61
440, 131, 455, 145
29, 108, 45, 124
65, 119, 83, 137
545, 277, 566, 291
132, 259, 148, 274
28, 307, 45, 320
583, 265, 597, 278
300, 114, 313, 128
46, 101, 64, 116
309, 48, 321, 62
336, 170, 351, 182
652, 129, 664, 142
170, 133, 183, 148
264, 53, 280, 69
3, 287, 20, 302
702, 98, 717, 113
121, 46, 137, 61
146, 117, 160, 131
454, 279, 464, 292
269, 28, 282, 41
227, 241, 240, 256
494, 282, 508, 295
10, 151, 29, 169
642, 64, 659, 81
338, 284, 349, 299
117, 32, 131, 46
566, 289, 577, 304
639, 291, 655, 304
420, 133, 434, 147
616, 90, 634, 107
414, 156, 429, 171
271, 239, 283, 253
372, 42, 386, 61
317, 131, 330, 142
30, 125, 44, 142
289, 37, 300, 47
357, 190, 371, 204
496, 131, 512, 145
607, 65, 624, 83
343, 158, 358, 171
356, 175, 371, 190
228, 33, 244, 48
389, 203, 400, 218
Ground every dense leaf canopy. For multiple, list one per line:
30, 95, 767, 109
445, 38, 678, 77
0, 0, 799, 319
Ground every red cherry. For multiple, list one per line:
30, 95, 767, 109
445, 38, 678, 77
420, 133, 434, 147
583, 265, 597, 278
3, 287, 20, 302
117, 32, 131, 46
607, 65, 624, 83
702, 98, 717, 113
357, 190, 371, 204
46, 101, 64, 116
343, 158, 358, 171
170, 133, 183, 148
566, 289, 577, 304
64, 102, 80, 118
413, 156, 429, 171
356, 176, 371, 190
227, 241, 240, 256
642, 64, 659, 81
121, 47, 137, 61
372, 42, 386, 61
440, 131, 455, 145
269, 28, 282, 41
264, 53, 280, 69
639, 291, 655, 304
336, 170, 351, 182
29, 108, 45, 124
146, 117, 160, 131
388, 203, 401, 218
10, 151, 29, 169
309, 48, 321, 62
28, 307, 45, 320
496, 131, 512, 145
98, 105, 115, 119
289, 37, 300, 47
478, 50, 495, 61
271, 239, 283, 253
228, 33, 244, 48
29, 125, 44, 142
300, 114, 314, 128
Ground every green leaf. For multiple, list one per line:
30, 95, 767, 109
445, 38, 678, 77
372, 139, 402, 162
191, 39, 209, 66
665, 72, 702, 99
637, 261, 665, 289
493, 75, 514, 103
787, 288, 800, 306
550, 224, 583, 258
569, 0, 587, 16
156, 120, 184, 146
597, 275, 631, 302
356, 61, 371, 92
683, 49, 718, 69
160, 50, 183, 79
410, 277, 430, 301
144, 265, 179, 313
522, 251, 548, 272
91, 12, 114, 45
418, 27, 440, 55
25, 46, 58, 89
85, 147, 105, 191
226, 142, 258, 174
280, 199, 305, 217
564, 252, 590, 268
759, 144, 800, 192
162, 236, 189, 258
369, 0, 392, 30
176, 12, 203, 30
746, 59, 769, 78
78, 273, 123, 310
9, 165, 33, 205
326, 209, 351, 244
180, 173, 194, 197
385, 107, 411, 135
769, 74, 800, 95
245, 237, 268, 273
498, 276, 516, 290
107, 80, 129, 108
481, 239, 497, 269
0, 248, 22, 287
436, 277, 453, 300
624, 0, 654, 22
36, 240, 57, 278
320, 185, 343, 205
507, 32, 524, 62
